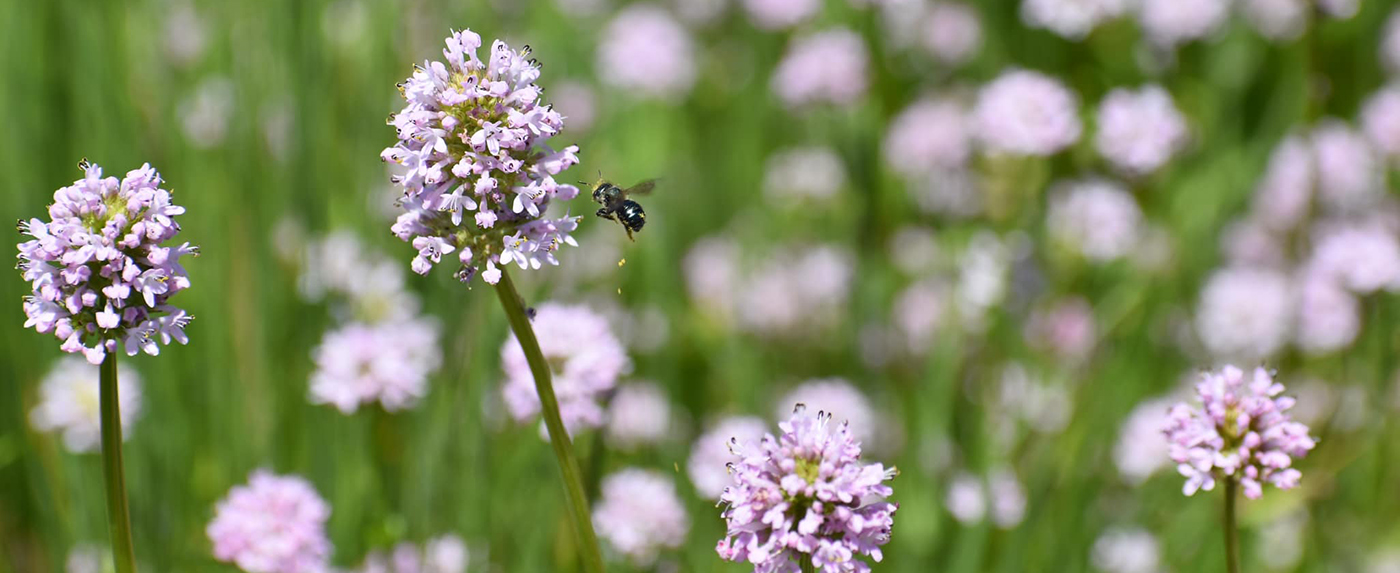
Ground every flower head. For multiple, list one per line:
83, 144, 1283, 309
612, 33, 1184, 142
689, 416, 770, 499
1138, 0, 1230, 47
1091, 527, 1160, 573
597, 6, 697, 100
347, 535, 468, 573
501, 303, 630, 436
973, 70, 1081, 156
716, 405, 897, 573
17, 161, 196, 365
605, 382, 673, 449
772, 28, 870, 108
593, 469, 690, 565
1020, 0, 1129, 39
1045, 179, 1143, 262
1195, 267, 1293, 361
1162, 366, 1317, 499
764, 147, 848, 205
1094, 85, 1188, 175
920, 3, 982, 65
1361, 84, 1400, 159
309, 318, 442, 413
29, 356, 142, 453
742, 0, 820, 29
207, 471, 332, 573
382, 30, 582, 285
884, 97, 972, 177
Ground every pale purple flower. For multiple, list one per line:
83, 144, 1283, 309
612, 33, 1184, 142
1361, 85, 1400, 159
1384, 9, 1400, 74
997, 363, 1072, 433
973, 70, 1082, 156
1252, 134, 1314, 231
382, 30, 582, 284
1020, 0, 1130, 39
1221, 218, 1286, 267
955, 231, 1013, 331
501, 303, 630, 436
1091, 527, 1160, 573
1241, 0, 1308, 41
593, 469, 690, 565
884, 97, 972, 178
309, 318, 442, 414
1195, 267, 1294, 360
207, 471, 332, 573
764, 147, 847, 204
552, 81, 597, 133
1023, 297, 1097, 362
772, 28, 870, 108
892, 280, 949, 354
910, 168, 984, 218
1294, 272, 1360, 354
298, 232, 420, 323
1317, 0, 1358, 18
65, 545, 108, 573
683, 236, 743, 324
944, 473, 985, 524
605, 382, 673, 449
29, 357, 142, 454
716, 405, 897, 573
1311, 120, 1382, 212
163, 2, 207, 67
920, 3, 982, 65
17, 161, 197, 365
1162, 366, 1317, 499
1114, 396, 1175, 484
775, 379, 879, 449
1138, 0, 1230, 47
688, 416, 770, 499
348, 535, 469, 573
597, 6, 697, 100
1306, 221, 1400, 294
1094, 85, 1188, 174
987, 470, 1026, 528
737, 246, 855, 339
1045, 179, 1143, 262
180, 78, 234, 149
742, 0, 820, 29
674, 0, 728, 26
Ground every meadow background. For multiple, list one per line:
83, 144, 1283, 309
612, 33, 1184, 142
3, 0, 1400, 571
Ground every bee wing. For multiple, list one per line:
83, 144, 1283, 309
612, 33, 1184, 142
624, 179, 659, 196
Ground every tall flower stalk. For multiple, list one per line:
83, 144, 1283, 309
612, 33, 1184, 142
493, 268, 605, 573
1222, 477, 1239, 573
100, 353, 136, 573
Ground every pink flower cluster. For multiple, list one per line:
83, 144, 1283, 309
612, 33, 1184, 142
382, 29, 582, 285
1162, 366, 1317, 499
501, 303, 631, 437
717, 405, 897, 573
17, 161, 196, 365
207, 471, 332, 573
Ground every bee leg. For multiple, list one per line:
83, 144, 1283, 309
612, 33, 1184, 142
625, 227, 635, 242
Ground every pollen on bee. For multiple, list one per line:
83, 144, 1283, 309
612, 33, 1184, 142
617, 288, 622, 295
618, 258, 626, 267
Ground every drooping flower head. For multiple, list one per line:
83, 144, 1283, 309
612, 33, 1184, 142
207, 471, 332, 573
501, 303, 631, 436
1162, 366, 1317, 499
17, 161, 197, 365
29, 356, 142, 453
593, 469, 691, 565
716, 405, 897, 573
382, 30, 582, 285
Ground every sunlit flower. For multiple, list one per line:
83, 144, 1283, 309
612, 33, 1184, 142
208, 471, 332, 573
29, 357, 142, 454
1162, 366, 1317, 499
594, 469, 690, 565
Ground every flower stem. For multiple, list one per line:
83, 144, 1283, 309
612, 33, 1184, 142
1223, 477, 1240, 573
492, 268, 605, 573
800, 555, 816, 573
100, 352, 137, 573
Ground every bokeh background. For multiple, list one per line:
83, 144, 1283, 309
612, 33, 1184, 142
4, 0, 1400, 571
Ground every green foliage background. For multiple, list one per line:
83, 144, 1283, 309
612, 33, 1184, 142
2, 0, 1400, 571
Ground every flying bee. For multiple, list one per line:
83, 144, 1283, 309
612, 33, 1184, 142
591, 178, 657, 241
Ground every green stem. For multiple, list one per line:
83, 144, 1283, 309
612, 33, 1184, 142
1223, 477, 1240, 573
801, 555, 816, 573
492, 269, 606, 573
100, 352, 137, 573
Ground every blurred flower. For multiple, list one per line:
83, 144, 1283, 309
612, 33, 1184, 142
1361, 84, 1400, 159
554, 0, 609, 17
717, 405, 897, 572
1252, 134, 1314, 231
1091, 527, 1160, 573
298, 232, 418, 323
911, 168, 984, 218
260, 99, 295, 161
1138, 0, 1230, 46
736, 246, 855, 339
689, 416, 770, 499
763, 146, 847, 205
920, 3, 982, 65
1371, 550, 1400, 573
987, 470, 1026, 528
1384, 9, 1400, 74
1221, 218, 1286, 267
772, 28, 870, 108
742, 0, 819, 29
1310, 120, 1382, 212
65, 545, 109, 573
606, 382, 673, 449
17, 161, 197, 364
1094, 85, 1188, 175
945, 473, 986, 524
1020, 0, 1129, 39
674, 0, 728, 26
29, 357, 142, 454
1256, 511, 1307, 570
888, 226, 942, 275
551, 81, 597, 133
180, 78, 235, 149
973, 70, 1082, 156
1046, 179, 1143, 262
1024, 297, 1096, 362
998, 363, 1072, 433
597, 6, 696, 100
775, 379, 879, 448
382, 30, 582, 285
683, 236, 742, 324
884, 97, 972, 177
208, 471, 332, 573
1114, 396, 1175, 484
309, 318, 442, 414
1306, 221, 1400, 294
1240, 0, 1308, 41
956, 231, 1012, 331
350, 535, 469, 573
1317, 0, 1358, 18
501, 303, 630, 436
893, 279, 950, 354
1293, 272, 1360, 354
1162, 366, 1317, 499
1195, 267, 1293, 361
593, 469, 690, 565
163, 2, 207, 67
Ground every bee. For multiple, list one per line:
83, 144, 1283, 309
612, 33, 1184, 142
591, 179, 657, 241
